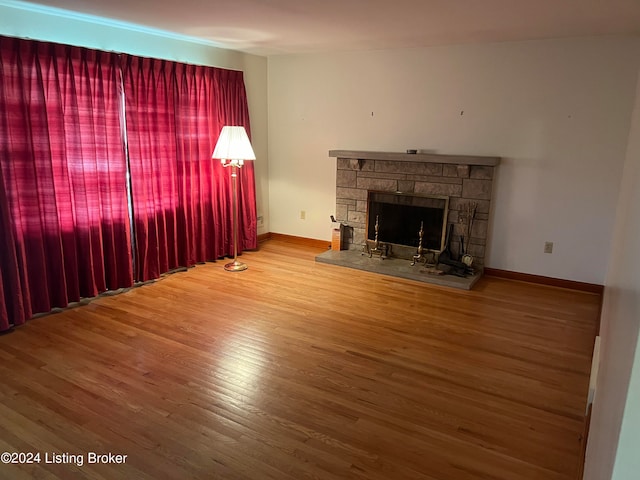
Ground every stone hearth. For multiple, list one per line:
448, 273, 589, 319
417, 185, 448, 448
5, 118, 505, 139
318, 150, 500, 290
316, 249, 483, 290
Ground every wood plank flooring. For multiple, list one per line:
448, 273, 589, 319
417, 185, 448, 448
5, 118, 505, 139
0, 239, 601, 480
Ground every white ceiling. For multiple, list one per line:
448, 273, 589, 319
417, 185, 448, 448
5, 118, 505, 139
18, 0, 640, 56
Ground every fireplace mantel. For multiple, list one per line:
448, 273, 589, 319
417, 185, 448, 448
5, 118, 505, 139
329, 150, 500, 166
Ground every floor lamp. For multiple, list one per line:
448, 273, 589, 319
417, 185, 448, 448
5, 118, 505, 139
212, 126, 256, 272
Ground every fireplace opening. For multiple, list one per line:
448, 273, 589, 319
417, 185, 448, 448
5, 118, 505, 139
366, 192, 449, 252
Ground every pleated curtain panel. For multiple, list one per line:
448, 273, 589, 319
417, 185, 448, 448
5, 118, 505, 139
0, 35, 257, 332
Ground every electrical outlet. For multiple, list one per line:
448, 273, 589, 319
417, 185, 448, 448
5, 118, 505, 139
300, 210, 306, 220
544, 241, 554, 254
257, 216, 263, 226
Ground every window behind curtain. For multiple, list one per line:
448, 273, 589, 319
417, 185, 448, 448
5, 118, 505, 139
0, 36, 257, 330
122, 56, 257, 282
0, 36, 134, 330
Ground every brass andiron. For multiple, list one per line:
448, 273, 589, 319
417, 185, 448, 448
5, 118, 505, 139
365, 215, 388, 259
411, 221, 426, 266
411, 221, 437, 267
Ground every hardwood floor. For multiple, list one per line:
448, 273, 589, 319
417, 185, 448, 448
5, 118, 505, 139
0, 239, 601, 480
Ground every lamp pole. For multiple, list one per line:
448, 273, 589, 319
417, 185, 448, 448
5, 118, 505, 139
223, 161, 246, 271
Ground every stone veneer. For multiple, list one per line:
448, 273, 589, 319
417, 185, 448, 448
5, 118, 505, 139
330, 150, 500, 268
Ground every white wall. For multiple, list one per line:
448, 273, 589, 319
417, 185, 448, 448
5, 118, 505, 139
584, 69, 640, 480
612, 333, 640, 480
0, 1, 270, 235
268, 37, 640, 283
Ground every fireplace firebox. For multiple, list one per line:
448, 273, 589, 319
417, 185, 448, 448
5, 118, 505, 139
366, 192, 449, 254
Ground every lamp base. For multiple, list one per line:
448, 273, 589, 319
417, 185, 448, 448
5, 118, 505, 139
224, 260, 248, 272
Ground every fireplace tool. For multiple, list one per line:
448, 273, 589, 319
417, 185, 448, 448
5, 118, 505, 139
460, 202, 478, 267
438, 223, 470, 276
459, 202, 477, 267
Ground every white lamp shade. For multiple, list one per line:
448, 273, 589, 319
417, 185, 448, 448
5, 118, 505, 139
212, 126, 256, 161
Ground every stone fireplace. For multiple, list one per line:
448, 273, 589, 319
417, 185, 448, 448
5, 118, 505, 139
317, 150, 500, 289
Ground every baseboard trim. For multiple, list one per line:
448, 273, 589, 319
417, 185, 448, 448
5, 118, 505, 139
265, 233, 330, 250
483, 268, 604, 294
257, 232, 272, 243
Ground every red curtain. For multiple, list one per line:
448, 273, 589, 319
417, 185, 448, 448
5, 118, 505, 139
0, 37, 256, 330
122, 56, 257, 282
0, 37, 133, 331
